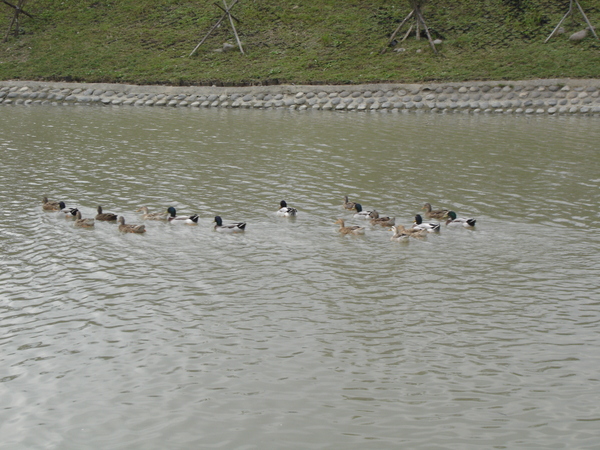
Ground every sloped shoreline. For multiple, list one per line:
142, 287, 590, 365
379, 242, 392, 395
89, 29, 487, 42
1, 79, 599, 115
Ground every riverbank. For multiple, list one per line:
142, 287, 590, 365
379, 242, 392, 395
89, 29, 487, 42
2, 79, 600, 115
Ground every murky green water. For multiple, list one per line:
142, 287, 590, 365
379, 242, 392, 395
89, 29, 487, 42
1, 105, 599, 449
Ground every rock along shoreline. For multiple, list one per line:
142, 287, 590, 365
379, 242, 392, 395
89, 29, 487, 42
1, 78, 600, 115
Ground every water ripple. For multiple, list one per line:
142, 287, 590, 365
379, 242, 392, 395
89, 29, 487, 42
0, 107, 599, 449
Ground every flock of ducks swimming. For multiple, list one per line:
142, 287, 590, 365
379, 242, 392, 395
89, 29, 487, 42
339, 196, 476, 241
42, 196, 246, 233
43, 196, 476, 240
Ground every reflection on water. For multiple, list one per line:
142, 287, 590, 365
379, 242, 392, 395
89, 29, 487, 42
1, 106, 599, 449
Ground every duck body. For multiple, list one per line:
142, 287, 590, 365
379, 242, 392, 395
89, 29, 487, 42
62, 207, 79, 219
277, 200, 297, 217
42, 197, 65, 211
74, 210, 95, 228
343, 196, 357, 210
167, 207, 199, 225
136, 206, 168, 220
334, 219, 366, 236
353, 203, 378, 219
394, 225, 426, 238
412, 214, 440, 232
96, 206, 118, 221
445, 211, 476, 228
214, 216, 246, 233
118, 216, 146, 233
370, 216, 395, 227
422, 203, 450, 220
390, 226, 410, 242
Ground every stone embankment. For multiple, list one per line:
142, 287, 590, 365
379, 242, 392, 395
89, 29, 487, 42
1, 79, 599, 115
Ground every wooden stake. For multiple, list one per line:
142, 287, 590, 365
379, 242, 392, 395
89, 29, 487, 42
415, 7, 437, 53
380, 9, 414, 54
223, 0, 244, 55
3, 0, 33, 42
545, 0, 598, 43
401, 24, 413, 43
188, 0, 240, 57
575, 0, 599, 40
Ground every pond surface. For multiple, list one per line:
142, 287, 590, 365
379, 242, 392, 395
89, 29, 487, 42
1, 105, 599, 449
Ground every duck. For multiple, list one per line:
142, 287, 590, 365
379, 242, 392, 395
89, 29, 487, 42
370, 216, 396, 227
343, 195, 358, 210
353, 203, 378, 219
42, 196, 65, 211
277, 200, 297, 217
422, 203, 450, 220
62, 207, 79, 219
73, 210, 94, 228
334, 218, 366, 236
214, 216, 246, 232
118, 216, 146, 233
96, 206, 118, 221
390, 226, 410, 242
394, 225, 427, 238
445, 211, 476, 228
412, 214, 440, 232
136, 206, 168, 220
167, 206, 199, 225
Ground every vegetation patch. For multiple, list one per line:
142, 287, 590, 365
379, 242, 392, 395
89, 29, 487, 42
0, 0, 598, 85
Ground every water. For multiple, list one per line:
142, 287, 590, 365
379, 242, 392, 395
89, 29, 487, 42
1, 105, 599, 449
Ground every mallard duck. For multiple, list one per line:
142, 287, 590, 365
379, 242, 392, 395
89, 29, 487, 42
136, 206, 168, 220
42, 196, 65, 211
422, 203, 450, 220
412, 214, 440, 232
394, 225, 427, 238
370, 216, 395, 227
167, 206, 199, 225
334, 218, 366, 235
390, 226, 410, 242
343, 196, 358, 210
214, 216, 246, 232
277, 200, 297, 217
96, 206, 118, 221
62, 207, 79, 219
74, 210, 94, 228
118, 216, 146, 233
354, 204, 378, 219
445, 211, 476, 228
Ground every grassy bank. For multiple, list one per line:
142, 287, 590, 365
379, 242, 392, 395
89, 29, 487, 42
1, 0, 599, 86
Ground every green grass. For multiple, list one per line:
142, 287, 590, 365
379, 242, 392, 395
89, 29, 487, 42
1, 0, 599, 85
